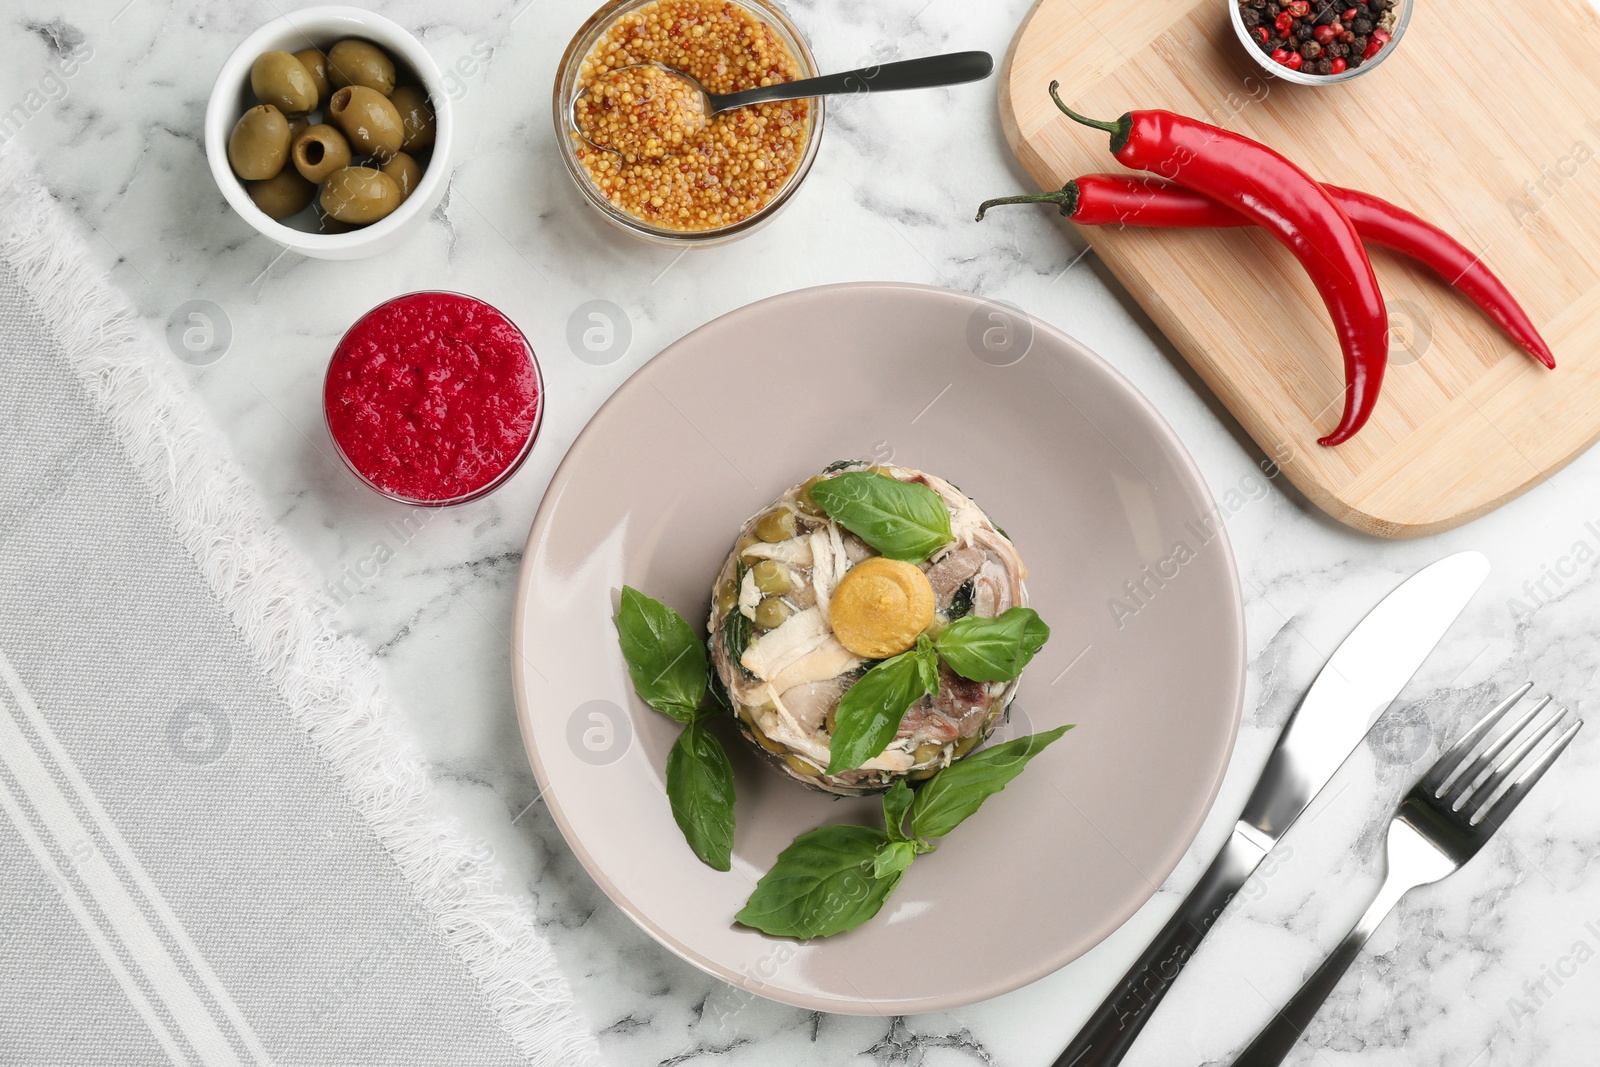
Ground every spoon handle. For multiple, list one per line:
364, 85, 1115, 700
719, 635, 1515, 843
715, 51, 994, 110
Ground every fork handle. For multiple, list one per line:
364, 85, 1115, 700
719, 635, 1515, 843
1230, 874, 1417, 1066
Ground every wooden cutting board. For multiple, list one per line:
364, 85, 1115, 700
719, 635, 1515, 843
999, 0, 1600, 537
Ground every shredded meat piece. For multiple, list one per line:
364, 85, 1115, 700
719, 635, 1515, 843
924, 547, 985, 605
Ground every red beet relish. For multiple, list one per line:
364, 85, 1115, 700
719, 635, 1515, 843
324, 292, 542, 505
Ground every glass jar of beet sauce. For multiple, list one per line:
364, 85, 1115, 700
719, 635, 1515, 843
324, 292, 544, 506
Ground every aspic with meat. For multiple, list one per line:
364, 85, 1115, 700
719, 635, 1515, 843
708, 462, 1029, 795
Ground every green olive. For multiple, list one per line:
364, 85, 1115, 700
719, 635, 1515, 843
379, 151, 422, 202
292, 124, 352, 183
319, 166, 401, 224
755, 509, 798, 543
251, 50, 319, 114
784, 754, 823, 777
751, 560, 792, 595
715, 578, 738, 616
245, 168, 316, 219
912, 741, 946, 766
327, 85, 404, 161
388, 84, 435, 152
293, 48, 331, 100
227, 104, 291, 181
952, 732, 983, 757
754, 596, 791, 630
287, 113, 310, 144
327, 39, 396, 96
796, 475, 826, 517
736, 533, 760, 552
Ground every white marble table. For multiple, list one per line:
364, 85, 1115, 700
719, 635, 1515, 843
6, 1, 1599, 1063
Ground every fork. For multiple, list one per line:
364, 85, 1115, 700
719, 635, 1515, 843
1232, 682, 1583, 1066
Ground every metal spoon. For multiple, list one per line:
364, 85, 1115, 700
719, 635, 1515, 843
573, 50, 994, 154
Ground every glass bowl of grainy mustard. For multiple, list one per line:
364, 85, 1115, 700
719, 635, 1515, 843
553, 0, 824, 245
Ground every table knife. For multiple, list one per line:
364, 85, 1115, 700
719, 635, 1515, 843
1053, 550, 1491, 1067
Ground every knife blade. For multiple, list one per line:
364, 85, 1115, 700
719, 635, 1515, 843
1054, 551, 1490, 1067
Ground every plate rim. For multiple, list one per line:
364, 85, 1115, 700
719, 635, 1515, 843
510, 280, 1246, 1014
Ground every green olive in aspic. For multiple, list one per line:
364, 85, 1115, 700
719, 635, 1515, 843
327, 86, 403, 161
327, 39, 396, 96
250, 50, 319, 114
379, 151, 422, 202
319, 166, 401, 224
292, 124, 352, 183
245, 168, 316, 219
293, 48, 331, 100
388, 85, 435, 152
228, 104, 291, 181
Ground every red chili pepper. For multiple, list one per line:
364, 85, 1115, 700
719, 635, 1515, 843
1042, 84, 1389, 446
975, 175, 1556, 370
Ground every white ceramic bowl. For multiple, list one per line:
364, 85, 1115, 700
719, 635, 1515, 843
205, 6, 453, 260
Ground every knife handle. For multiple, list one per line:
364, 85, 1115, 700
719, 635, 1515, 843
1053, 828, 1270, 1067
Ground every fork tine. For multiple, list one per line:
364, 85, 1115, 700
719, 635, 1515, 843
1423, 682, 1535, 796
1443, 695, 1553, 807
1469, 717, 1583, 832
1453, 702, 1565, 813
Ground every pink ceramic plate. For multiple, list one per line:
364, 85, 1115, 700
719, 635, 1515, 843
511, 282, 1245, 1014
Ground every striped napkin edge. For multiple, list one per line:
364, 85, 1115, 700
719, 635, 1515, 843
0, 141, 604, 1067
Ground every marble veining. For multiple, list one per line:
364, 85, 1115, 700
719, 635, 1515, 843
4, 0, 1600, 1064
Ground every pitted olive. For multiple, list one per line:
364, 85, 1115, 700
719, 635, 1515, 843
293, 48, 331, 100
227, 104, 291, 181
327, 39, 396, 96
246, 168, 316, 219
250, 50, 319, 114
379, 151, 422, 202
319, 166, 402, 224
388, 85, 435, 152
327, 86, 403, 161
292, 124, 352, 183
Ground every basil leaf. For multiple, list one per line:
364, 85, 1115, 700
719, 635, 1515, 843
736, 825, 901, 938
722, 607, 750, 675
872, 839, 917, 880
617, 586, 707, 722
947, 579, 975, 622
882, 780, 914, 843
826, 641, 940, 774
809, 472, 953, 562
910, 725, 1073, 839
666, 718, 736, 871
934, 607, 1051, 683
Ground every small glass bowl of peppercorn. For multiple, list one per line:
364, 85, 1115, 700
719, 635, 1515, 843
1230, 0, 1412, 85
553, 0, 825, 246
